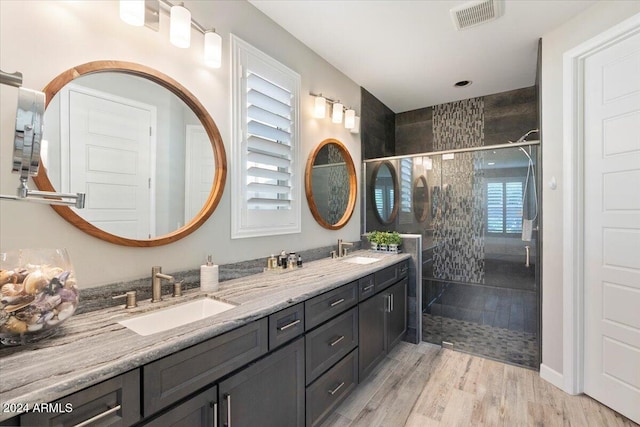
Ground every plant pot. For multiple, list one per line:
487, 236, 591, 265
370, 242, 378, 251
379, 244, 388, 252
388, 244, 399, 253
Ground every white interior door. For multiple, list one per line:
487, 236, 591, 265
584, 30, 640, 423
68, 88, 154, 239
184, 124, 215, 221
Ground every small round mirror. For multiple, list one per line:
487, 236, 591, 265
370, 161, 399, 224
305, 139, 357, 230
413, 175, 429, 222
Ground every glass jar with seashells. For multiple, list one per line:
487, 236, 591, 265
0, 249, 79, 345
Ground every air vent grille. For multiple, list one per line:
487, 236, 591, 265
450, 0, 504, 30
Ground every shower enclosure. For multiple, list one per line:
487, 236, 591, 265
364, 141, 540, 369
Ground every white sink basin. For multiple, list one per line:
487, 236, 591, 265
342, 256, 381, 265
119, 298, 235, 336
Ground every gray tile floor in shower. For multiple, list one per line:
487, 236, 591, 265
422, 280, 539, 369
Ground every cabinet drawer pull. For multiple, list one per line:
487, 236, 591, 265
278, 319, 301, 331
72, 405, 121, 427
362, 284, 374, 292
225, 394, 231, 427
330, 335, 345, 347
213, 402, 218, 427
328, 381, 345, 396
329, 298, 345, 307
391, 293, 394, 311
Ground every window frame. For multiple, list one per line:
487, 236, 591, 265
485, 177, 525, 236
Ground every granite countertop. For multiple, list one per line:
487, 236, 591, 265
0, 250, 410, 421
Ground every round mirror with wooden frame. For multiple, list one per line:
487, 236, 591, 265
305, 138, 357, 230
33, 60, 227, 247
413, 175, 429, 223
370, 160, 399, 225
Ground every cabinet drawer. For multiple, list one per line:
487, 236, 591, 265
20, 369, 140, 427
142, 386, 216, 427
305, 307, 358, 385
305, 281, 357, 330
358, 275, 375, 301
375, 260, 408, 293
269, 303, 304, 350
306, 349, 358, 427
143, 318, 268, 417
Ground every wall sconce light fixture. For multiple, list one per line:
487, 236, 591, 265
119, 0, 222, 68
332, 102, 343, 124
310, 92, 359, 134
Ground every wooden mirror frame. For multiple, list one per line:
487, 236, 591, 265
413, 175, 429, 223
304, 138, 357, 230
33, 60, 227, 247
370, 160, 399, 225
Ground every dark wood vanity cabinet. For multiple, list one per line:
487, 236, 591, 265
359, 262, 408, 382
218, 337, 305, 427
8, 258, 410, 427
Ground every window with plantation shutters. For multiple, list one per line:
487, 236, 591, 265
231, 35, 301, 238
398, 158, 413, 224
486, 179, 523, 235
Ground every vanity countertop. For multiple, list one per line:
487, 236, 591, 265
0, 250, 410, 421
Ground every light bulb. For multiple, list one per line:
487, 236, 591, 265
314, 96, 326, 118
332, 103, 343, 124
120, 0, 145, 26
344, 109, 355, 129
170, 4, 191, 48
204, 31, 222, 68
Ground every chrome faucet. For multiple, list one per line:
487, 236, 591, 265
151, 266, 176, 303
337, 239, 354, 257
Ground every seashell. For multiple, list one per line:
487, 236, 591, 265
57, 288, 77, 303
0, 310, 9, 327
14, 306, 38, 322
23, 271, 48, 295
1, 294, 32, 307
41, 311, 54, 323
4, 298, 34, 313
45, 316, 60, 326
0, 268, 28, 286
1, 282, 26, 297
27, 322, 43, 332
56, 302, 75, 321
1, 316, 28, 334
31, 293, 61, 312
42, 266, 64, 281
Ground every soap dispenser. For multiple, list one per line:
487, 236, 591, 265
200, 255, 219, 292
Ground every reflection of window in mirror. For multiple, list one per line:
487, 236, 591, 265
399, 157, 413, 224
374, 167, 394, 219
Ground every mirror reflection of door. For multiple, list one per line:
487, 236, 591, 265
185, 124, 215, 222
64, 84, 156, 240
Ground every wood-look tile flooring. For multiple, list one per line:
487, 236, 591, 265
321, 342, 638, 427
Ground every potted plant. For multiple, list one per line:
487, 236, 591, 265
388, 231, 402, 253
367, 231, 380, 251
377, 231, 389, 252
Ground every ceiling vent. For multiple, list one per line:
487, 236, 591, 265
450, 0, 504, 30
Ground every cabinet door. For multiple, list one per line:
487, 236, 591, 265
387, 278, 407, 351
358, 292, 386, 382
219, 337, 304, 427
142, 386, 216, 427
20, 369, 140, 427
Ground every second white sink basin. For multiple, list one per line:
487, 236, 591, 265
119, 298, 235, 336
342, 256, 381, 265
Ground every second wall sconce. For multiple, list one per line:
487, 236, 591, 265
310, 92, 359, 133
119, 0, 222, 68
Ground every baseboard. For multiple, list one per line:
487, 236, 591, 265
539, 363, 564, 390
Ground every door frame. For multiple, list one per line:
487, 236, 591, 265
562, 12, 640, 395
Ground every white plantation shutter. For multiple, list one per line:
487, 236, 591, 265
400, 158, 412, 213
231, 35, 301, 238
246, 72, 293, 210
487, 179, 523, 234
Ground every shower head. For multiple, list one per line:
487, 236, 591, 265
508, 129, 539, 144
